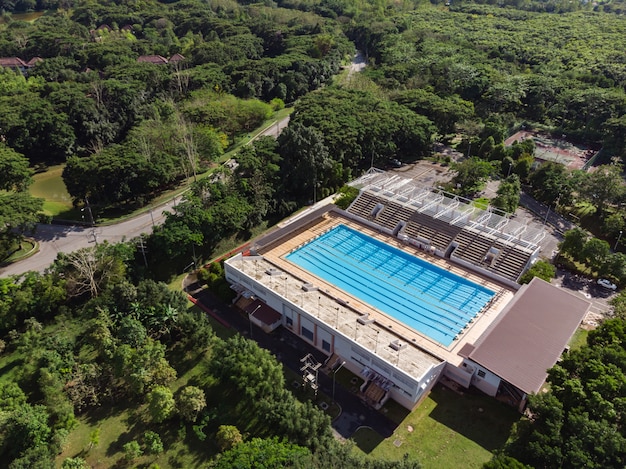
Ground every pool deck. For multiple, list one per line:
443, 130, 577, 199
248, 211, 515, 372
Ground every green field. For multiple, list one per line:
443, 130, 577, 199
0, 11, 45, 24
30, 165, 74, 217
360, 385, 520, 469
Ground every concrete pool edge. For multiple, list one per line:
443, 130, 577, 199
285, 223, 496, 347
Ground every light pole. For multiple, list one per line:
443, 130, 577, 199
332, 361, 346, 402
543, 205, 551, 226
249, 304, 262, 338
616, 231, 623, 251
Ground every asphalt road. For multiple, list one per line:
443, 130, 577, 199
1, 114, 295, 279
0, 198, 179, 277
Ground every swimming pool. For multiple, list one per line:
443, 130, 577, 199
285, 224, 494, 346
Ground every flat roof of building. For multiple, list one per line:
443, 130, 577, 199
465, 277, 590, 394
232, 208, 517, 379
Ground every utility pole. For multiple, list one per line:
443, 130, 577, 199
138, 235, 148, 267
249, 304, 262, 338
332, 361, 346, 402
82, 197, 98, 245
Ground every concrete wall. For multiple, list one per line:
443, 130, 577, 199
443, 362, 474, 389
465, 359, 501, 397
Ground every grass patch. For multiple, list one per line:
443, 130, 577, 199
3, 238, 36, 263
568, 327, 589, 351
352, 427, 385, 454
366, 385, 520, 469
57, 401, 205, 468
0, 10, 45, 23
380, 399, 411, 425
0, 353, 24, 386
571, 201, 596, 219
473, 197, 490, 210
30, 165, 74, 217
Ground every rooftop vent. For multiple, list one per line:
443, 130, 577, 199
357, 315, 375, 325
389, 339, 407, 351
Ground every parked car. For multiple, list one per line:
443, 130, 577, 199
597, 278, 618, 291
389, 159, 402, 168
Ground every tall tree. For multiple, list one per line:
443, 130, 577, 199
492, 175, 521, 213
580, 164, 625, 216
529, 162, 573, 206
0, 144, 43, 260
451, 157, 494, 197
278, 122, 331, 203
53, 243, 132, 299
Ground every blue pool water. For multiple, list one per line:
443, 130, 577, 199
285, 224, 495, 346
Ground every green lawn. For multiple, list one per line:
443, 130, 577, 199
568, 327, 589, 351
363, 385, 520, 469
30, 165, 74, 217
2, 238, 37, 263
473, 197, 490, 210
0, 11, 45, 24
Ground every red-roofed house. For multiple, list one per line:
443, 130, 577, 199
452, 277, 589, 411
0, 57, 27, 71
137, 55, 169, 65
168, 53, 185, 64
0, 57, 43, 74
26, 57, 43, 67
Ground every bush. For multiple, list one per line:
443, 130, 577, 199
196, 267, 210, 284
123, 440, 143, 461
334, 185, 359, 210
216, 425, 243, 452
519, 260, 556, 284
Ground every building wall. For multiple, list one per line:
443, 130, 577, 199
464, 359, 501, 397
443, 362, 474, 388
225, 256, 444, 410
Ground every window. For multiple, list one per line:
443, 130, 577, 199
477, 370, 486, 378
301, 326, 314, 341
322, 340, 331, 352
285, 317, 293, 328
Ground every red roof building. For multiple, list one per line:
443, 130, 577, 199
168, 53, 185, 64
137, 55, 169, 65
0, 57, 43, 74
458, 277, 590, 409
0, 57, 27, 68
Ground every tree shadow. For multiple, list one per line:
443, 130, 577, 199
351, 427, 385, 454
0, 358, 22, 378
427, 385, 520, 452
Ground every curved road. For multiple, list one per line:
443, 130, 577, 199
1, 115, 294, 279
0, 198, 179, 278
2, 53, 370, 279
